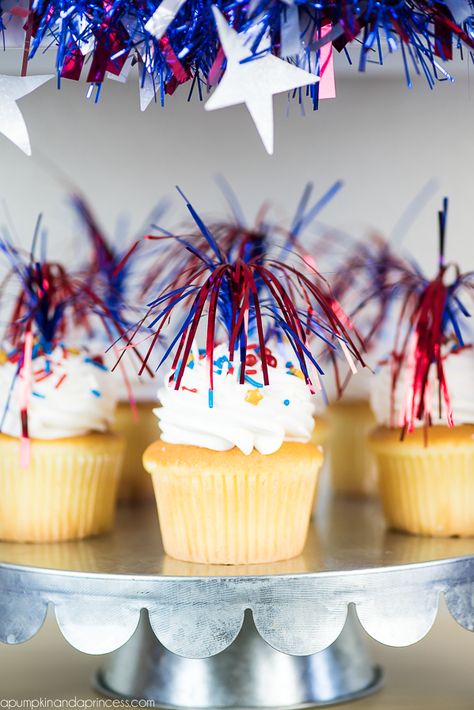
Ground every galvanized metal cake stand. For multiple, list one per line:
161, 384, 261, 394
1, 498, 474, 708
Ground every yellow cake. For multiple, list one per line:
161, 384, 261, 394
115, 401, 157, 503
0, 432, 124, 542
143, 440, 323, 564
370, 425, 474, 537
327, 400, 378, 496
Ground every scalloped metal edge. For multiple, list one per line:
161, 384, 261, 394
0, 556, 473, 656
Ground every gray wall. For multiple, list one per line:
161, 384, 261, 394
0, 57, 473, 274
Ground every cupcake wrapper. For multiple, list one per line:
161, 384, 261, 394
114, 401, 157, 503
0, 435, 124, 542
374, 446, 474, 537
328, 401, 378, 496
151, 462, 322, 565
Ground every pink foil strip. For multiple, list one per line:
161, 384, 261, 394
318, 23, 336, 100
19, 330, 33, 468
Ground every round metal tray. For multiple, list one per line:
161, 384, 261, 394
1, 499, 474, 657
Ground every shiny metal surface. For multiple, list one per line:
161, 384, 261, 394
0, 499, 474, 657
95, 609, 383, 708
1, 499, 474, 575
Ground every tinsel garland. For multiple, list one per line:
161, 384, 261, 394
13, 0, 474, 98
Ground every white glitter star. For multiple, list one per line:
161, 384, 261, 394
205, 8, 319, 154
0, 75, 53, 155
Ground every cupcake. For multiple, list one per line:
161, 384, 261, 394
368, 198, 474, 537
0, 238, 127, 542
370, 346, 474, 537
0, 345, 124, 542
135, 192, 364, 564
326, 370, 377, 496
322, 234, 411, 497
144, 344, 323, 564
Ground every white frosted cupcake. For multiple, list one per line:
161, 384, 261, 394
143, 344, 324, 564
0, 346, 124, 542
369, 346, 474, 536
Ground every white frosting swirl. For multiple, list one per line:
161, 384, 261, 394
0, 347, 118, 439
370, 346, 474, 428
157, 344, 321, 455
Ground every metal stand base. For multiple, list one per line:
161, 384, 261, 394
94, 609, 382, 708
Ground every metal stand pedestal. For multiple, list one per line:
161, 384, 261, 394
2, 502, 474, 709
96, 610, 382, 708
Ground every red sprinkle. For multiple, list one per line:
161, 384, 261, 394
263, 347, 277, 368
55, 373, 67, 389
34, 371, 53, 383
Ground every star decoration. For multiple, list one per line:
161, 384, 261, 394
245, 388, 263, 406
139, 70, 159, 112
145, 0, 188, 40
205, 8, 319, 154
0, 75, 53, 155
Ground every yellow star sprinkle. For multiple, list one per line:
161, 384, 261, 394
245, 389, 263, 406
0, 350, 7, 365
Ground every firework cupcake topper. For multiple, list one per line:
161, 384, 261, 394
73, 194, 147, 325
141, 181, 344, 294
125, 189, 366, 403
0, 220, 149, 464
371, 198, 473, 434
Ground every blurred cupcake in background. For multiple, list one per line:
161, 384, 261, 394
72, 195, 167, 503
326, 370, 378, 496
369, 199, 474, 537
0, 229, 128, 542
320, 233, 413, 497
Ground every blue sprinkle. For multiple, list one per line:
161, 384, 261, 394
45, 360, 51, 374
208, 390, 214, 408
32, 392, 46, 399
91, 389, 101, 397
187, 359, 194, 369
244, 375, 263, 388
285, 361, 293, 368
214, 355, 230, 370
199, 349, 206, 357
283, 399, 290, 406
